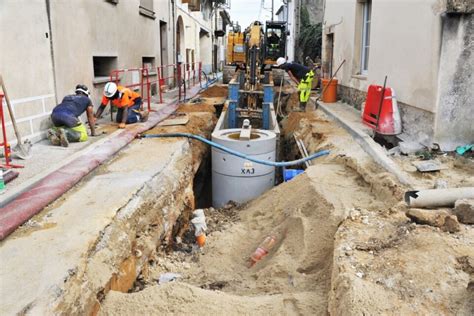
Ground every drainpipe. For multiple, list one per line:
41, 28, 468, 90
172, 0, 176, 65
45, 0, 58, 104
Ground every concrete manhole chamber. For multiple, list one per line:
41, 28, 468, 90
212, 128, 277, 207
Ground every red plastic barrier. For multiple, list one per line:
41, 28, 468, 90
362, 85, 402, 135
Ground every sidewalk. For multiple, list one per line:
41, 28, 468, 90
315, 99, 413, 187
0, 84, 203, 239
0, 82, 210, 314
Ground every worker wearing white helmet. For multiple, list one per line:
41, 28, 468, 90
47, 84, 96, 147
276, 57, 314, 111
95, 82, 149, 129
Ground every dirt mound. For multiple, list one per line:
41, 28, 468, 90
100, 174, 349, 315
100, 282, 316, 316
330, 208, 474, 315
177, 103, 216, 113
199, 85, 228, 98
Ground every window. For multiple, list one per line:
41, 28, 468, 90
139, 0, 155, 19
142, 57, 157, 95
360, 0, 371, 75
93, 56, 117, 84
142, 56, 156, 72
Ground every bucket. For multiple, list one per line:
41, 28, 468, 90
283, 169, 304, 182
321, 78, 338, 103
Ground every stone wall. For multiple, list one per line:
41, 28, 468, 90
433, 13, 474, 151
338, 84, 367, 110
446, 0, 474, 13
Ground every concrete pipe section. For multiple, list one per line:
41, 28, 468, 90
212, 128, 277, 207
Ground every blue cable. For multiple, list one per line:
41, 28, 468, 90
141, 133, 330, 167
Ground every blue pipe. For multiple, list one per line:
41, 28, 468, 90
141, 133, 330, 167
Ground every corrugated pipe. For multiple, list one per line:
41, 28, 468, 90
140, 133, 330, 167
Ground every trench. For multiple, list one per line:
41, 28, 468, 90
99, 85, 472, 315
92, 85, 401, 315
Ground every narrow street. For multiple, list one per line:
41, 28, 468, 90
1, 1, 473, 315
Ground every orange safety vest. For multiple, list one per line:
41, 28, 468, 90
101, 85, 141, 108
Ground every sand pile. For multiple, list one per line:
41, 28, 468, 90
100, 282, 316, 316
100, 173, 350, 315
100, 100, 473, 315
199, 85, 228, 98
177, 103, 216, 113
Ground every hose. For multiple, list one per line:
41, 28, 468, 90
140, 133, 330, 167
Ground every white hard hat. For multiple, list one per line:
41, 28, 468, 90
276, 57, 287, 67
75, 84, 90, 96
104, 82, 118, 98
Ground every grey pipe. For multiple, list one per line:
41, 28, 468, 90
405, 187, 474, 208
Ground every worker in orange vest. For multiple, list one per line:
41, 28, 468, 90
95, 82, 149, 128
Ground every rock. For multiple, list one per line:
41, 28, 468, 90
406, 208, 460, 232
453, 199, 474, 224
441, 215, 460, 233
399, 141, 424, 155
387, 146, 401, 156
406, 209, 448, 226
434, 179, 448, 189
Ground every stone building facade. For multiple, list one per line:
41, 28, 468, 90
323, 0, 473, 150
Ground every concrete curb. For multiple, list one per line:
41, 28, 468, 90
0, 85, 202, 240
316, 99, 413, 188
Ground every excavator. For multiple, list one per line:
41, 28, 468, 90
222, 20, 286, 130
223, 20, 287, 85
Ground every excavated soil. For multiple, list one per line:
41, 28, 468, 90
100, 170, 372, 315
393, 154, 474, 189
199, 85, 228, 98
176, 103, 217, 113
146, 102, 217, 168
99, 89, 473, 315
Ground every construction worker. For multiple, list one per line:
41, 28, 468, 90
267, 31, 280, 46
95, 82, 149, 129
276, 57, 314, 111
48, 84, 96, 147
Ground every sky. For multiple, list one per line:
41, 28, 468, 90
229, 0, 284, 29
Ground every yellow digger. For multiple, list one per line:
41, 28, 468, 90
223, 21, 287, 84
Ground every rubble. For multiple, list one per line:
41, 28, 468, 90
399, 141, 425, 155
406, 208, 460, 233
454, 199, 474, 224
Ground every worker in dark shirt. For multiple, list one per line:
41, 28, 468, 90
267, 31, 280, 46
276, 57, 314, 111
48, 84, 96, 147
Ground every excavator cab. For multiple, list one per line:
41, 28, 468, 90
264, 21, 286, 65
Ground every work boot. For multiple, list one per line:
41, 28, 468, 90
140, 110, 149, 122
57, 128, 69, 147
299, 102, 307, 112
47, 129, 60, 146
64, 128, 81, 142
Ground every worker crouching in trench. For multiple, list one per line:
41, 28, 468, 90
276, 57, 314, 111
95, 82, 149, 129
47, 84, 96, 147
